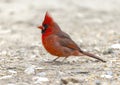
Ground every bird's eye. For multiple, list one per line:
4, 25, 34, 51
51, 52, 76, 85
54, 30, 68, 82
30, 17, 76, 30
43, 24, 48, 29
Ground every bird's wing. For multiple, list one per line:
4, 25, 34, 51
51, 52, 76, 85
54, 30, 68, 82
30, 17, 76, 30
56, 32, 81, 51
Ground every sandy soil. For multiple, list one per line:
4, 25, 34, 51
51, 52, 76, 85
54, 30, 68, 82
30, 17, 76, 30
0, 0, 120, 85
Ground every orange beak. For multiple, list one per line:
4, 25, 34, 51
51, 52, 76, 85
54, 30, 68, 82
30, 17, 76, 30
38, 25, 43, 30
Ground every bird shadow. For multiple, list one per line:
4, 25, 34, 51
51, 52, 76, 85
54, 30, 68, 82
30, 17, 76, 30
44, 60, 73, 65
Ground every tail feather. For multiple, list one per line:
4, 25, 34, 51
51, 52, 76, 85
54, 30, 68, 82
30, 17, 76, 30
80, 51, 106, 62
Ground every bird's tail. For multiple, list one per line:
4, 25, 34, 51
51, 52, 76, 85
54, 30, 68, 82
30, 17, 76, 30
80, 50, 106, 62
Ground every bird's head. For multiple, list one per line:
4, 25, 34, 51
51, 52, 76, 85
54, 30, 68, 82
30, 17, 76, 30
38, 12, 54, 34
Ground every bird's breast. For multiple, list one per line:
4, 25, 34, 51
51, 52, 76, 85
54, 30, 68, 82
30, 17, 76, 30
42, 35, 63, 56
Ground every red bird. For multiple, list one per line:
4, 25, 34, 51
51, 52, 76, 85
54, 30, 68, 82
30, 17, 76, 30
38, 12, 106, 62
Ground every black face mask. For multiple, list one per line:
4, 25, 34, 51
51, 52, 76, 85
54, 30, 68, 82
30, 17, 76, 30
42, 24, 48, 34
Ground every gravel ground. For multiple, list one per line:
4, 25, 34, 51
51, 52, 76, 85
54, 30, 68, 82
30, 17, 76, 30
0, 0, 120, 85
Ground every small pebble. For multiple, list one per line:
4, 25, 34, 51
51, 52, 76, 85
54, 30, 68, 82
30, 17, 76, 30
24, 65, 36, 75
0, 41, 5, 46
61, 77, 79, 84
33, 76, 49, 84
101, 74, 112, 79
0, 75, 13, 80
101, 71, 113, 79
7, 84, 15, 85
103, 48, 113, 55
1, 50, 7, 55
30, 55, 37, 59
37, 72, 46, 77
103, 44, 120, 54
76, 13, 85, 18
110, 44, 120, 49
95, 80, 101, 85
0, 30, 12, 34
8, 70, 17, 74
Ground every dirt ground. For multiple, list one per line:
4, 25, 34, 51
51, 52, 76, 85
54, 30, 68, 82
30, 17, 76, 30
0, 0, 120, 85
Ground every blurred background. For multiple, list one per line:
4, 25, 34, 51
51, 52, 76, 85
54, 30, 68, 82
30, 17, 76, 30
0, 0, 120, 47
0, 0, 120, 85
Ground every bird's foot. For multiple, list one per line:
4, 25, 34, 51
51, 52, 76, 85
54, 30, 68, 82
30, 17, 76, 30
52, 57, 59, 62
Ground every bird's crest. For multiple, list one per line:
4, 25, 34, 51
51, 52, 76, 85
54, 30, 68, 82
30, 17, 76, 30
43, 11, 53, 25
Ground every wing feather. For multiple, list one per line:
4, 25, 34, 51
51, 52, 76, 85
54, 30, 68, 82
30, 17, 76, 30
56, 32, 80, 51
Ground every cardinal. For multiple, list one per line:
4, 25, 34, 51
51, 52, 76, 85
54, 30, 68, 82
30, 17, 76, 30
38, 12, 106, 62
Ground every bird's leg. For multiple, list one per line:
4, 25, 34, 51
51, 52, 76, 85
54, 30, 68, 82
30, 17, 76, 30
62, 57, 68, 62
53, 57, 59, 61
